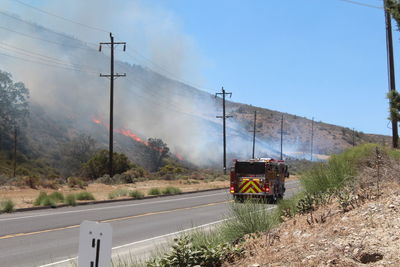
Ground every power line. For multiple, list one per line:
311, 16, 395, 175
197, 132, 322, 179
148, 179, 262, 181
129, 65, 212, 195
335, 0, 383, 9
0, 9, 98, 47
6, 1, 213, 92
0, 42, 96, 70
0, 25, 94, 50
0, 51, 99, 74
11, 0, 109, 33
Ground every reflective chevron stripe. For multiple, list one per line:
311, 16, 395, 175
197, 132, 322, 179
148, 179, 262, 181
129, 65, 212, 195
239, 179, 263, 193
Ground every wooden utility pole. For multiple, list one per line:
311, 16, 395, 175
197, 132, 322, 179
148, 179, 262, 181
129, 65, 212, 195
216, 87, 232, 174
310, 117, 314, 161
384, 0, 399, 148
280, 115, 284, 160
13, 126, 17, 177
248, 110, 260, 159
99, 33, 126, 177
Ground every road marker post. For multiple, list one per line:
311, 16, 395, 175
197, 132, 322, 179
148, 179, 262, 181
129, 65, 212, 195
78, 221, 112, 267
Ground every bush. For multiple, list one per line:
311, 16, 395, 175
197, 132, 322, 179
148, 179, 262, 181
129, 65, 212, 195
129, 190, 144, 199
21, 176, 40, 189
147, 236, 241, 267
41, 196, 57, 208
0, 199, 15, 213
108, 188, 129, 199
277, 194, 302, 218
148, 188, 161, 196
34, 192, 48, 206
96, 174, 114, 185
33, 192, 57, 207
41, 179, 60, 189
75, 191, 95, 201
219, 200, 279, 243
49, 192, 64, 203
67, 177, 87, 189
82, 150, 131, 179
64, 194, 77, 206
161, 186, 182, 195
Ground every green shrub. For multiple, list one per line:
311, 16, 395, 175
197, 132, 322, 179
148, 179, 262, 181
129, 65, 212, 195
108, 188, 129, 199
49, 192, 64, 203
147, 236, 241, 267
82, 150, 131, 179
129, 190, 144, 199
41, 197, 57, 208
67, 177, 87, 189
64, 194, 77, 206
148, 188, 161, 196
161, 186, 182, 195
219, 200, 279, 243
300, 144, 377, 195
0, 199, 15, 213
277, 193, 303, 218
33, 192, 58, 207
34, 192, 49, 206
75, 191, 95, 201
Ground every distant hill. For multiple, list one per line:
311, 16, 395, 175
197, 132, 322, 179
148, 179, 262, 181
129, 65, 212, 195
0, 11, 391, 173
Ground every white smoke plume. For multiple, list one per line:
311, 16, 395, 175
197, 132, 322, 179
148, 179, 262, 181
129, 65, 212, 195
0, 0, 316, 168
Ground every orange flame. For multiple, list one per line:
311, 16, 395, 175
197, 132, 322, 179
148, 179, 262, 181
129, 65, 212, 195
92, 117, 182, 159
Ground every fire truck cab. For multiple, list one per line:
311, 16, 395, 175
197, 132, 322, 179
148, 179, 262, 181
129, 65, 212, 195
230, 158, 289, 203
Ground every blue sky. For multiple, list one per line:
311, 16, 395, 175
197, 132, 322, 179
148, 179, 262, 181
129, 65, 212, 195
7, 0, 400, 135
152, 0, 399, 135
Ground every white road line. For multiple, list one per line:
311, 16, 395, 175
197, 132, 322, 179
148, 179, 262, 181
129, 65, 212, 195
38, 206, 276, 267
0, 191, 227, 222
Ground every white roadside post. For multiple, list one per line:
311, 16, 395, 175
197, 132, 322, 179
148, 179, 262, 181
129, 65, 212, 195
78, 220, 113, 267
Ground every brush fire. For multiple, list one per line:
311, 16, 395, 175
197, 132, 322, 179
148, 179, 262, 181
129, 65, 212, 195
92, 117, 184, 161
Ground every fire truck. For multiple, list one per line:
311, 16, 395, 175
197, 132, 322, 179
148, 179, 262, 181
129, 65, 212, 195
230, 158, 289, 203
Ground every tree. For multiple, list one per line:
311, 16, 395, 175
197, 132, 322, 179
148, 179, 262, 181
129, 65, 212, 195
387, 0, 400, 28
0, 70, 29, 149
60, 134, 97, 177
387, 90, 400, 121
147, 138, 170, 171
82, 150, 131, 179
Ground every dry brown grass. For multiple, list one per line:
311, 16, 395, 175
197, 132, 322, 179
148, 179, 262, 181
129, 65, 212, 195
0, 179, 228, 209
227, 156, 400, 266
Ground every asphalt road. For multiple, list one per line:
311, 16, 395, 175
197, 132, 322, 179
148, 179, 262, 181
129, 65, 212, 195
0, 180, 300, 267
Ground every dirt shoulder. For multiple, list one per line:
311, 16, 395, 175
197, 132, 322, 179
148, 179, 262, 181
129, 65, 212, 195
229, 182, 400, 266
0, 179, 228, 209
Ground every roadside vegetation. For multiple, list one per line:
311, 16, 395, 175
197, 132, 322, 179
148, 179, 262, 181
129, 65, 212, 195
134, 144, 399, 266
0, 199, 15, 213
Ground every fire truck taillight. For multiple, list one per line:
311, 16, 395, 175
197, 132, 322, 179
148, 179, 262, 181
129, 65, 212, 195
264, 184, 270, 192
230, 186, 235, 193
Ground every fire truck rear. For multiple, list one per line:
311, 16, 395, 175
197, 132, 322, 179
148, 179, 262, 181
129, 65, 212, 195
230, 158, 289, 203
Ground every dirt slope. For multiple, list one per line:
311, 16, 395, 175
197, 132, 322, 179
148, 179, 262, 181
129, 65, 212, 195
228, 181, 400, 266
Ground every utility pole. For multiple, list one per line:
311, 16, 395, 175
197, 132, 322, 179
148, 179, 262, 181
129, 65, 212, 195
248, 110, 260, 159
310, 117, 314, 161
280, 115, 284, 160
13, 126, 17, 177
384, 0, 399, 148
216, 87, 232, 175
99, 33, 126, 177
352, 128, 355, 147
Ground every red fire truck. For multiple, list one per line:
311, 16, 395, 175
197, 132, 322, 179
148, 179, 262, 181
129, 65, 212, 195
230, 158, 289, 203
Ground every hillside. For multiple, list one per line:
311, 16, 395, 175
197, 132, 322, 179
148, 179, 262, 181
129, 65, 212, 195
0, 11, 392, 175
230, 102, 391, 157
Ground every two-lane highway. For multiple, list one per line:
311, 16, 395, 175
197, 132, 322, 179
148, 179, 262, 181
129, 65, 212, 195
0, 180, 300, 267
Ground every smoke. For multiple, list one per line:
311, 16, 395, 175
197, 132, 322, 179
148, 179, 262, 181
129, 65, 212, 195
0, 0, 321, 168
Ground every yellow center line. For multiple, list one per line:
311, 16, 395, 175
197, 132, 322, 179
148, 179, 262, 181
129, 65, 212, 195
0, 200, 231, 240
